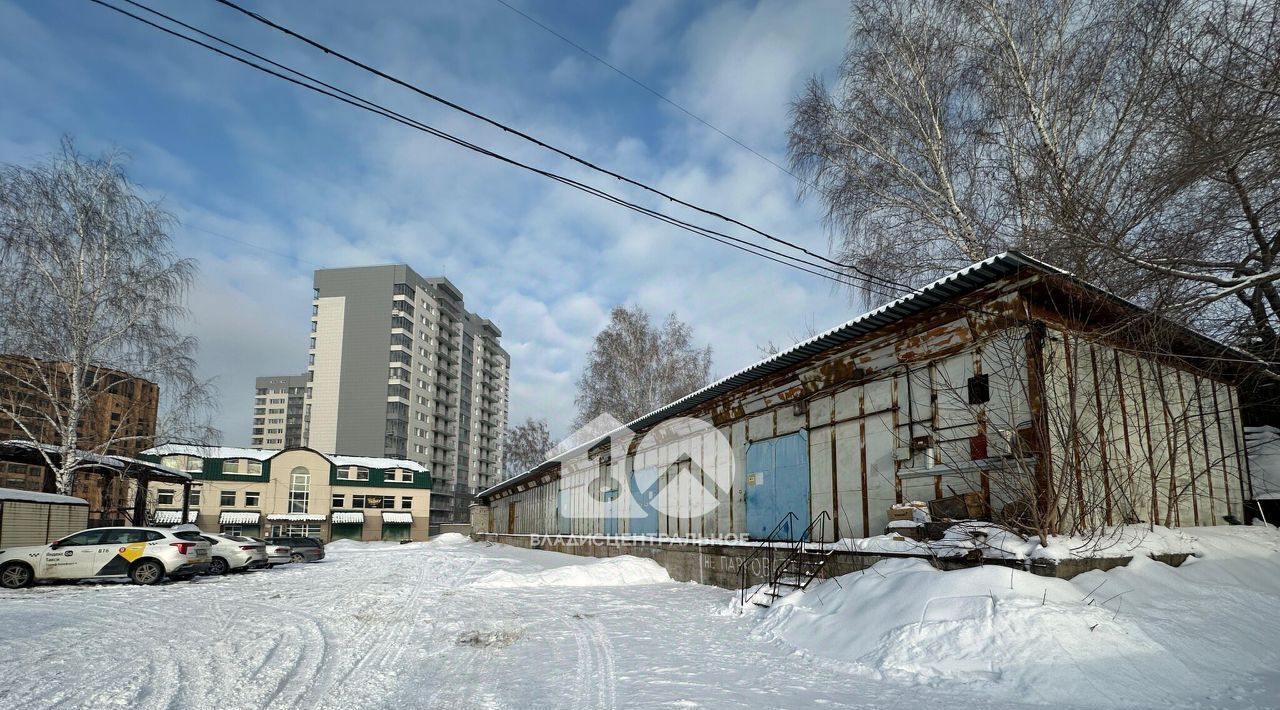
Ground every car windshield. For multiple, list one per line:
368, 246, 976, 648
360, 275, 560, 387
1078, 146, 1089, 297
173, 531, 206, 542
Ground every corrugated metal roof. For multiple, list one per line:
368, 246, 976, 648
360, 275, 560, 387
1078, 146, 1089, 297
478, 251, 1267, 500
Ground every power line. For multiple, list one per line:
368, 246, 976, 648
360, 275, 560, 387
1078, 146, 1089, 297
90, 0, 875, 292
98, 0, 1267, 373
489, 0, 816, 192
208, 0, 896, 288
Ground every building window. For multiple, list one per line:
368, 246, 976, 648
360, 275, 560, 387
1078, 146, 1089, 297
289, 466, 310, 513
332, 493, 345, 508
188, 489, 201, 506
160, 454, 202, 472
221, 525, 242, 536
401, 496, 412, 509
968, 374, 991, 404
272, 523, 321, 537
157, 489, 175, 505
245, 491, 260, 507
219, 491, 236, 507
351, 494, 366, 508
338, 466, 369, 481
222, 458, 263, 475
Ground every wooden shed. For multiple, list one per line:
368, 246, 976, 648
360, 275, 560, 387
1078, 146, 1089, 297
0, 487, 89, 547
475, 252, 1270, 543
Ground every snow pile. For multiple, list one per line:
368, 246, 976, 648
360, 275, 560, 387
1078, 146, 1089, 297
472, 555, 672, 588
1246, 426, 1280, 500
428, 532, 471, 546
759, 525, 1280, 708
324, 539, 423, 553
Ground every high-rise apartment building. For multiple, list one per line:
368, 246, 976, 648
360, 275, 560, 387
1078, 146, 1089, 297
249, 374, 308, 448
303, 265, 509, 527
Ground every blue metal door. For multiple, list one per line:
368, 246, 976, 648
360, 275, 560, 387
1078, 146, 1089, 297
602, 488, 619, 536
628, 466, 660, 536
745, 431, 810, 540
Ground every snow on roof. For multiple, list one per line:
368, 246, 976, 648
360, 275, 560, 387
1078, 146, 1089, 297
328, 455, 430, 473
153, 510, 198, 524
266, 513, 326, 522
332, 511, 365, 524
0, 487, 88, 505
382, 512, 413, 524
219, 511, 261, 525
145, 444, 277, 462
141, 444, 429, 473
0, 439, 120, 466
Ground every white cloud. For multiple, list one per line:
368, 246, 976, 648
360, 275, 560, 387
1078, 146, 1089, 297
0, 0, 860, 446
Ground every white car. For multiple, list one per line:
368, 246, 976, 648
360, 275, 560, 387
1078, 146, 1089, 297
0, 527, 212, 588
253, 538, 292, 567
200, 534, 267, 575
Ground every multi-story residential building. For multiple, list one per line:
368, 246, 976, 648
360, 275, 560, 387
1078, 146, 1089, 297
249, 374, 308, 448
141, 444, 431, 541
303, 265, 508, 529
0, 354, 159, 523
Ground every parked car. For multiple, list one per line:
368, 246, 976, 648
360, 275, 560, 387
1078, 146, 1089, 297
200, 534, 267, 575
265, 536, 325, 563
252, 538, 292, 567
0, 526, 211, 588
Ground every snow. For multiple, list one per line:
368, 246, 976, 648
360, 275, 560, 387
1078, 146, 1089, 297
756, 525, 1280, 709
471, 555, 672, 588
833, 523, 1202, 561
330, 511, 364, 524
3, 527, 1279, 709
152, 510, 197, 524
218, 511, 260, 525
144, 443, 277, 461
380, 512, 413, 524
326, 454, 429, 473
0, 487, 87, 505
265, 513, 326, 522
427, 532, 470, 545
1246, 426, 1280, 502
140, 446, 429, 473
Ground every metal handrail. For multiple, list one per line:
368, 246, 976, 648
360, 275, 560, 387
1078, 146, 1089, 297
769, 510, 833, 593
737, 512, 798, 606
773, 514, 834, 580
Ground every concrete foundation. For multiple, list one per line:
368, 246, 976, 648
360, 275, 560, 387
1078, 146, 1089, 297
472, 532, 1190, 589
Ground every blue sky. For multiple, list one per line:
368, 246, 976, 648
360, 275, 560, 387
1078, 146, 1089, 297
0, 0, 860, 444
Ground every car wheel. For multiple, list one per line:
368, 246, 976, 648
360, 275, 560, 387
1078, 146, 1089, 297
290, 553, 304, 563
129, 560, 164, 585
0, 562, 34, 589
209, 557, 229, 576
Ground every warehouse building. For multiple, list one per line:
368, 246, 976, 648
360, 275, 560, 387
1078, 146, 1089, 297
474, 253, 1266, 546
140, 444, 431, 541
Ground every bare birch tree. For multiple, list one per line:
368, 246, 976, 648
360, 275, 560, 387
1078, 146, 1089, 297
503, 416, 556, 479
0, 139, 217, 494
574, 305, 712, 428
790, 0, 1280, 356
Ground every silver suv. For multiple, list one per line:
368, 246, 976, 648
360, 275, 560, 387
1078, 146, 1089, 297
0, 526, 212, 588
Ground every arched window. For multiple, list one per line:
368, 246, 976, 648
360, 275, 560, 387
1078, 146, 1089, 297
289, 466, 311, 513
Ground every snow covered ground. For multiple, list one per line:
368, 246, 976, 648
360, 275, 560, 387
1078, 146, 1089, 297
1, 530, 1278, 709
